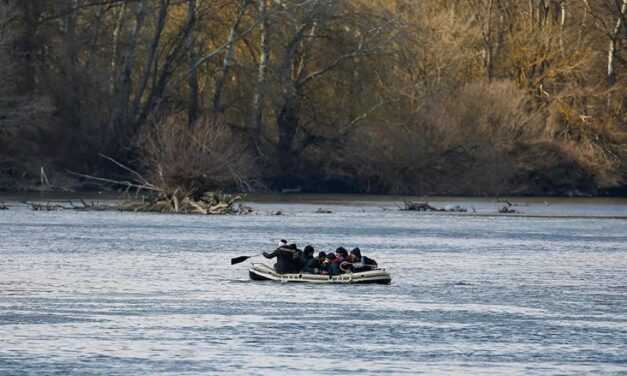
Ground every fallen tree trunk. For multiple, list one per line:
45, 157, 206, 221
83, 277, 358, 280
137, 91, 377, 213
401, 201, 468, 213
24, 200, 116, 211
27, 201, 66, 211
401, 201, 444, 212
68, 155, 253, 215
119, 191, 251, 215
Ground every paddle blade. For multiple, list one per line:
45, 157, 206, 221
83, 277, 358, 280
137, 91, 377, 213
231, 255, 250, 265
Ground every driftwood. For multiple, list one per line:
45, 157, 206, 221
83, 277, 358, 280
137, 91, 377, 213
497, 199, 528, 208
497, 199, 513, 207
24, 200, 114, 211
401, 201, 468, 213
21, 193, 249, 215
119, 191, 250, 215
72, 199, 115, 211
443, 204, 468, 213
27, 201, 66, 211
238, 204, 254, 214
496, 199, 520, 213
401, 201, 444, 212
315, 208, 333, 214
67, 155, 252, 215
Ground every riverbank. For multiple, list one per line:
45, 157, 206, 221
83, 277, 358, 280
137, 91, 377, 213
2, 167, 627, 198
2, 193, 627, 219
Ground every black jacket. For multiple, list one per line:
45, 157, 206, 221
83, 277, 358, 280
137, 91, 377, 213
349, 256, 378, 273
263, 246, 302, 274
303, 257, 322, 273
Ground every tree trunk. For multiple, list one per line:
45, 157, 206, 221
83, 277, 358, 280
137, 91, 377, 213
485, 0, 494, 81
559, 0, 566, 53
13, 0, 41, 95
85, 4, 106, 67
188, 39, 199, 127
607, 0, 627, 111
132, 0, 170, 120
62, 0, 81, 131
134, 0, 196, 131
111, 0, 146, 135
110, 1, 127, 95
250, 0, 269, 150
274, 20, 308, 181
187, 0, 199, 127
213, 0, 249, 113
277, 94, 299, 180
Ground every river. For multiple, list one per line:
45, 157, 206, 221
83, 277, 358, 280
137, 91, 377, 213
1, 196, 626, 375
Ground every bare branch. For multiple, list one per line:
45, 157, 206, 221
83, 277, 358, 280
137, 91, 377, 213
66, 170, 163, 192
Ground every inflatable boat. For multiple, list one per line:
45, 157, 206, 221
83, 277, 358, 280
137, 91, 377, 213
248, 263, 391, 284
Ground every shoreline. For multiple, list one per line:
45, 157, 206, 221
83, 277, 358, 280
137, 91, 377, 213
2, 194, 627, 220
3, 191, 627, 202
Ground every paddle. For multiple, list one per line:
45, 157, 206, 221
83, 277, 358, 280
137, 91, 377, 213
231, 254, 261, 265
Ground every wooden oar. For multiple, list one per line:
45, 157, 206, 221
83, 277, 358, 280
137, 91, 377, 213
231, 254, 261, 265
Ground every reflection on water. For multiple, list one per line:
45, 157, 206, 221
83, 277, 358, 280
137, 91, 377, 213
1, 197, 626, 375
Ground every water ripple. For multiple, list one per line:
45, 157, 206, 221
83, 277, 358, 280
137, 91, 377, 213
1, 201, 627, 375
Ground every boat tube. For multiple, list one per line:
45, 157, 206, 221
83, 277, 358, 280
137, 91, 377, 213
248, 263, 391, 284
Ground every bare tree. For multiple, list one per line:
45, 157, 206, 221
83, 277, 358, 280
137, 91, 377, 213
109, 0, 147, 138
607, 0, 627, 109
249, 0, 270, 150
268, 1, 395, 182
0, 0, 53, 181
213, 0, 251, 113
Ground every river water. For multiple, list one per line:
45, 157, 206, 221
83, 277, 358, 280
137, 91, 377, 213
1, 196, 626, 375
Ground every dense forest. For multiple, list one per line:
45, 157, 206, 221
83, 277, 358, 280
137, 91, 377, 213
1, 0, 626, 196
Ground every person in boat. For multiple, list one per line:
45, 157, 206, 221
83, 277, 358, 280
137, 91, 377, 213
263, 243, 302, 274
322, 252, 342, 276
300, 245, 315, 271
335, 247, 349, 264
319, 252, 331, 274
328, 247, 348, 274
304, 251, 326, 274
344, 248, 378, 273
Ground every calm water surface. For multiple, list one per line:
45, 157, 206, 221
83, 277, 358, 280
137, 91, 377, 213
1, 196, 626, 375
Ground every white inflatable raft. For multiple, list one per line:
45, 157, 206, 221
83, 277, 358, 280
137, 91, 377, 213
249, 263, 391, 284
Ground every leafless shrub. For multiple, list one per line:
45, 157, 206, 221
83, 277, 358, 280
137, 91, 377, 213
138, 115, 257, 196
449, 81, 544, 143
342, 80, 547, 195
549, 97, 627, 189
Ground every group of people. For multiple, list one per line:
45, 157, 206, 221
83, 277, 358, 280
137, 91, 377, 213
262, 240, 378, 275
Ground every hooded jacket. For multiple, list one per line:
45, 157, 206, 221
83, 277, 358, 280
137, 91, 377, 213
263, 245, 302, 274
